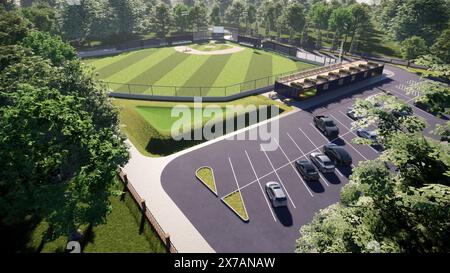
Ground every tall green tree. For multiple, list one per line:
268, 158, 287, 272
284, 2, 306, 43
390, 0, 450, 44
110, 0, 147, 35
209, 2, 221, 25
406, 80, 450, 117
21, 3, 61, 34
150, 2, 172, 38
400, 36, 428, 65
328, 6, 352, 51
21, 31, 77, 66
173, 3, 190, 32
0, 11, 129, 239
309, 2, 331, 49
189, 1, 208, 31
225, 0, 245, 26
431, 29, 450, 64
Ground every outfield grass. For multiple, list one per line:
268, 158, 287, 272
113, 95, 291, 157
84, 43, 316, 96
2, 178, 165, 253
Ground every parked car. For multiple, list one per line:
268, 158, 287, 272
357, 128, 378, 142
313, 115, 339, 138
392, 107, 413, 117
322, 144, 353, 166
346, 106, 364, 120
309, 152, 335, 173
295, 159, 320, 181
265, 182, 288, 207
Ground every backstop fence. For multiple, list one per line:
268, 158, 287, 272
103, 67, 314, 98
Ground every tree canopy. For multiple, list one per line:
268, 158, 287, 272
0, 10, 129, 239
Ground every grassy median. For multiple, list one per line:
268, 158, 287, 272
222, 190, 249, 222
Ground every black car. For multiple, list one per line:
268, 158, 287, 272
322, 144, 352, 166
295, 160, 320, 181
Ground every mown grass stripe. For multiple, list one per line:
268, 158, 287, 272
128, 51, 190, 86
178, 54, 233, 96
211, 50, 253, 87
95, 49, 157, 79
106, 48, 174, 83
154, 54, 207, 86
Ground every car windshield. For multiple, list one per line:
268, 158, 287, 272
276, 196, 287, 201
323, 160, 333, 166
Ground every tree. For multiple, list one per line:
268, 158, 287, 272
284, 2, 306, 43
297, 151, 450, 253
189, 1, 208, 31
225, 0, 245, 26
400, 36, 428, 65
0, 9, 31, 46
150, 2, 172, 38
21, 31, 77, 66
0, 11, 129, 239
245, 3, 257, 34
110, 0, 147, 35
390, 0, 450, 44
60, 0, 105, 45
431, 29, 450, 64
173, 3, 190, 32
328, 7, 352, 51
209, 2, 221, 26
21, 3, 61, 34
406, 80, 450, 117
348, 3, 371, 53
352, 93, 426, 146
309, 2, 331, 49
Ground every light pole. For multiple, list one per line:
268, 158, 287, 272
242, 11, 248, 35
181, 11, 189, 33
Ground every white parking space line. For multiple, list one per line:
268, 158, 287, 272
308, 123, 369, 161
273, 138, 314, 197
244, 150, 277, 222
335, 169, 345, 178
261, 148, 297, 208
228, 157, 241, 190
286, 132, 304, 154
329, 113, 380, 155
224, 129, 360, 195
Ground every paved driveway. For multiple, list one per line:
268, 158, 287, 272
160, 66, 446, 252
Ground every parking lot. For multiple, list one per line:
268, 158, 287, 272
160, 65, 446, 252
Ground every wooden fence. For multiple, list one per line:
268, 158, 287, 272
118, 169, 177, 253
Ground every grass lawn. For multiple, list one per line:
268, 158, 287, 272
113, 95, 291, 157
83, 43, 316, 96
196, 167, 217, 195
1, 179, 165, 253
222, 190, 249, 221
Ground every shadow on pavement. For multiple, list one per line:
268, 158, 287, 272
305, 179, 325, 193
323, 172, 341, 185
337, 166, 352, 178
273, 206, 293, 227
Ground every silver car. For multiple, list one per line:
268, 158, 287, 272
357, 128, 378, 142
347, 106, 364, 120
265, 182, 288, 208
309, 152, 335, 173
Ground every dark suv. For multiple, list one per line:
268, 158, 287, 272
323, 144, 352, 166
295, 160, 320, 181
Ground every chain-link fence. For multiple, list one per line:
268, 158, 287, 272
102, 67, 315, 98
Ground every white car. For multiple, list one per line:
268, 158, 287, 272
357, 128, 378, 142
265, 182, 288, 208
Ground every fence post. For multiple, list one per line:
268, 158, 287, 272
150, 85, 153, 96
200, 87, 202, 97
165, 233, 171, 253
174, 87, 177, 96
128, 84, 131, 94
